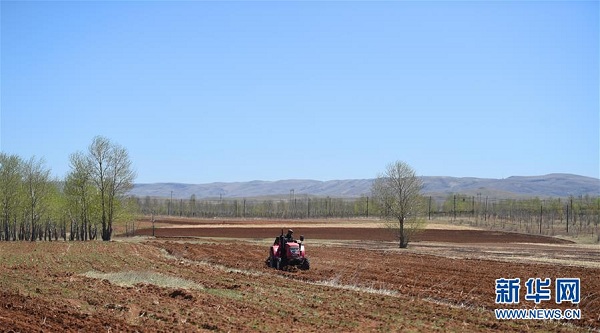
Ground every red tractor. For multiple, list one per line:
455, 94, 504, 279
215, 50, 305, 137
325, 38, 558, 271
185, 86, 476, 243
266, 229, 310, 271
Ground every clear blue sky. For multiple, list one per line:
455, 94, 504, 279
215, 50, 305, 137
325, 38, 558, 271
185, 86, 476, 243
1, 1, 598, 183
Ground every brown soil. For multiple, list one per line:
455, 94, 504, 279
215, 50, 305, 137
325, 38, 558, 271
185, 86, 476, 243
0, 219, 597, 332
0, 290, 137, 332
135, 226, 572, 244
154, 240, 599, 330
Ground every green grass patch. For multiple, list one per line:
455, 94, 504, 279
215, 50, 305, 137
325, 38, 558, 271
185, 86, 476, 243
204, 288, 243, 300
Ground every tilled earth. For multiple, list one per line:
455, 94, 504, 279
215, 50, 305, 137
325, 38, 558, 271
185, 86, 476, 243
0, 219, 598, 332
134, 216, 574, 244
136, 226, 573, 244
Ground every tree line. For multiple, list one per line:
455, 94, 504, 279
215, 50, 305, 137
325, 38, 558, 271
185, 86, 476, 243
134, 192, 599, 238
437, 193, 600, 237
137, 194, 373, 219
4, 144, 596, 243
0, 136, 135, 242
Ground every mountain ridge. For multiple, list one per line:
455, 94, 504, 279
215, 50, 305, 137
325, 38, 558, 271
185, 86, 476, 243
129, 173, 600, 199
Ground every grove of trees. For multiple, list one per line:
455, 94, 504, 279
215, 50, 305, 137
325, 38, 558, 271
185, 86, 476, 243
0, 136, 136, 242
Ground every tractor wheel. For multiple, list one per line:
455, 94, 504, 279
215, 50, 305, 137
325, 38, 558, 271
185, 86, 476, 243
267, 250, 274, 268
300, 258, 310, 270
276, 258, 282, 270
269, 255, 276, 268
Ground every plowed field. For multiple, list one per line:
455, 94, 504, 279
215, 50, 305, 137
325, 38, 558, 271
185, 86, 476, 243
0, 218, 598, 332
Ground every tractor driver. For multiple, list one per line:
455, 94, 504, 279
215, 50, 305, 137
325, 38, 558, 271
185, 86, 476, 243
284, 229, 294, 242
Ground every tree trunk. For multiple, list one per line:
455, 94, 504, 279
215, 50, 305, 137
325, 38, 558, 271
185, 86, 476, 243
398, 217, 408, 248
30, 221, 36, 242
102, 227, 111, 241
101, 205, 111, 241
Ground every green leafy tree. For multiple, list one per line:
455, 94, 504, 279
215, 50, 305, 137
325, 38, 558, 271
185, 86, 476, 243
22, 156, 51, 241
84, 136, 136, 241
45, 180, 68, 240
65, 151, 97, 240
0, 153, 23, 241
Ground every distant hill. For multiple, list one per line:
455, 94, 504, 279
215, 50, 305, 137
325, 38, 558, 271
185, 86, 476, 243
129, 173, 599, 200
421, 174, 600, 199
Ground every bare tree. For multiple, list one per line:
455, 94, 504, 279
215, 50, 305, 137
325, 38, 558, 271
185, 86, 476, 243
372, 160, 424, 248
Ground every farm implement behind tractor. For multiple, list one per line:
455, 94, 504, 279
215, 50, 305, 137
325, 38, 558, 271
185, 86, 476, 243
266, 229, 310, 271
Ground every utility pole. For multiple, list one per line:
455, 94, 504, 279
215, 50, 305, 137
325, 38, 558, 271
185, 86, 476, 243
485, 196, 488, 222
566, 203, 570, 234
540, 203, 543, 234
477, 193, 482, 223
220, 193, 223, 217
152, 212, 155, 237
169, 191, 173, 216
289, 189, 294, 218
453, 195, 456, 221
428, 196, 432, 220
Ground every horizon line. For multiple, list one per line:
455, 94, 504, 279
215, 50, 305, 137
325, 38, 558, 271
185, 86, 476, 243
134, 172, 599, 185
